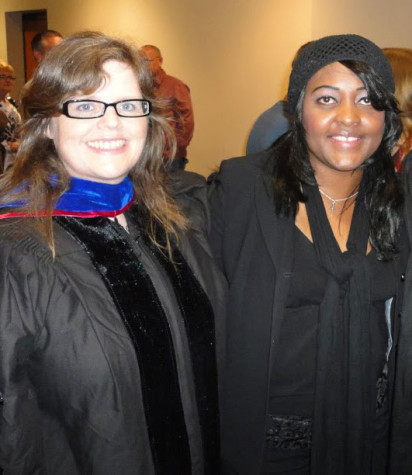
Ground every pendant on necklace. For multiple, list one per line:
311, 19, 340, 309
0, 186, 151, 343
318, 187, 359, 218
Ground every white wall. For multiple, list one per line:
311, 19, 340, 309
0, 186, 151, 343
1, 0, 412, 176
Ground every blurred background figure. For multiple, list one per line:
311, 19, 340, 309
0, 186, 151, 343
140, 44, 194, 171
383, 47, 412, 171
246, 42, 312, 155
31, 29, 63, 64
0, 60, 20, 172
246, 99, 289, 155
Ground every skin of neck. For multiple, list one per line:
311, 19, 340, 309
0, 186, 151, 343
314, 167, 363, 199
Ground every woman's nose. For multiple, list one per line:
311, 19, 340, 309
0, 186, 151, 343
335, 100, 360, 126
97, 104, 120, 128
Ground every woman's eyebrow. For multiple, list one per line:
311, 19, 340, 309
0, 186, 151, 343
311, 84, 367, 93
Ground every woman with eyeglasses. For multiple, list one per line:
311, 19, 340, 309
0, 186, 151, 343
0, 60, 20, 171
0, 32, 225, 475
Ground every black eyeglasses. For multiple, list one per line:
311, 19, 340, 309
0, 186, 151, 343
61, 99, 151, 119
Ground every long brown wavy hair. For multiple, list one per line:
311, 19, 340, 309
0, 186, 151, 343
0, 31, 186, 254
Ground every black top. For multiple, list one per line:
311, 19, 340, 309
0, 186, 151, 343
269, 227, 398, 417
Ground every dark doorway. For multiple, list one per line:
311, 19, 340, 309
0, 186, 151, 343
22, 10, 48, 81
5, 9, 48, 101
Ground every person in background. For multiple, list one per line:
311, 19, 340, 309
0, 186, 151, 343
246, 100, 289, 154
0, 60, 21, 171
246, 43, 312, 155
382, 47, 412, 171
209, 34, 408, 474
140, 45, 194, 171
0, 31, 225, 474
31, 29, 63, 64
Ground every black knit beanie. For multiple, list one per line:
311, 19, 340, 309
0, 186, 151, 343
287, 34, 395, 113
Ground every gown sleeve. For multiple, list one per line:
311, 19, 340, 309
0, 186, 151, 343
0, 238, 61, 473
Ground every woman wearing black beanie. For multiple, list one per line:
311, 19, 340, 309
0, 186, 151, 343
209, 34, 408, 474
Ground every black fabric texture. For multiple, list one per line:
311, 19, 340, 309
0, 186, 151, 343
287, 34, 395, 112
389, 156, 412, 473
131, 208, 220, 475
303, 183, 375, 474
208, 152, 407, 474
0, 166, 226, 474
55, 213, 218, 475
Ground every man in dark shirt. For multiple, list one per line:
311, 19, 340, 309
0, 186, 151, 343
140, 45, 194, 171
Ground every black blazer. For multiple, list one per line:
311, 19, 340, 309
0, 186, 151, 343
210, 151, 408, 475
209, 151, 297, 474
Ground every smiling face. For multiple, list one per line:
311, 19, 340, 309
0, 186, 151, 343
47, 60, 148, 184
302, 62, 385, 179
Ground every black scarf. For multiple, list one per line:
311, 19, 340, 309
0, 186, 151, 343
303, 183, 377, 474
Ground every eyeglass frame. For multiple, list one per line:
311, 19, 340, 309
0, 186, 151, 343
61, 99, 151, 119
0, 75, 16, 80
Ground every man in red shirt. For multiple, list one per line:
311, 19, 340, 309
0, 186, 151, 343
140, 45, 194, 170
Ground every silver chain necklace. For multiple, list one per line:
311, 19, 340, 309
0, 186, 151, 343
318, 188, 359, 216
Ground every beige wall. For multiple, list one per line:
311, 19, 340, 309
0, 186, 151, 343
1, 0, 411, 176
312, 0, 412, 47
1, 0, 44, 58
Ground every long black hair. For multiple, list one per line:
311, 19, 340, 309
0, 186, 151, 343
269, 60, 403, 260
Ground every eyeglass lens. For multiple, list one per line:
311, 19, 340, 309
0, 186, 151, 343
66, 100, 150, 118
